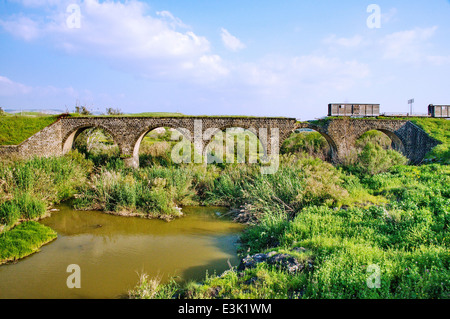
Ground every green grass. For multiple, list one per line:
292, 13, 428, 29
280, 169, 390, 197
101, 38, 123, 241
72, 165, 197, 220
0, 221, 57, 265
410, 118, 450, 164
0, 152, 93, 230
1, 111, 56, 117
0, 193, 47, 228
0, 115, 57, 145
129, 162, 449, 299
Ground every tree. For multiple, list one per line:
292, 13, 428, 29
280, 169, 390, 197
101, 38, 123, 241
106, 107, 123, 116
0, 107, 5, 116
75, 105, 92, 115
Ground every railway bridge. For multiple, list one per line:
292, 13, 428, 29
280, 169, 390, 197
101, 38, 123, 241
0, 116, 440, 166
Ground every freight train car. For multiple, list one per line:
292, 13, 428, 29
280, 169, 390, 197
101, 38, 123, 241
428, 104, 450, 118
328, 104, 380, 117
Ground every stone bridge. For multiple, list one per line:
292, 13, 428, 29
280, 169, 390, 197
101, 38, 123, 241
0, 116, 440, 166
296, 119, 439, 164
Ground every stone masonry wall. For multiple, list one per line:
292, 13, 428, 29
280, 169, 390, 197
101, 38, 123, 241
60, 117, 298, 168
0, 120, 63, 160
297, 119, 440, 164
0, 117, 440, 167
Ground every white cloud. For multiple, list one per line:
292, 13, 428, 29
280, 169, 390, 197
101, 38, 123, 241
426, 55, 450, 66
0, 0, 228, 81
236, 55, 370, 94
0, 76, 32, 96
9, 0, 60, 7
380, 26, 438, 62
0, 1, 374, 113
0, 16, 41, 41
0, 75, 82, 99
56, 0, 210, 59
156, 10, 190, 29
198, 55, 230, 77
220, 28, 246, 52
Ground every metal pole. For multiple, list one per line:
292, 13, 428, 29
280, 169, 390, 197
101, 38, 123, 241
408, 99, 414, 117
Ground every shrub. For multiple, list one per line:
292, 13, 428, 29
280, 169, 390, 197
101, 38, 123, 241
0, 193, 46, 227
14, 193, 47, 220
354, 143, 408, 175
281, 131, 330, 160
356, 130, 392, 150
73, 167, 192, 219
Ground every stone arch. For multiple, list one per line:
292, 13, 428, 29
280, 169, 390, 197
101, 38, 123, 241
202, 125, 269, 162
62, 125, 121, 154
284, 124, 339, 160
358, 128, 406, 154
131, 125, 194, 167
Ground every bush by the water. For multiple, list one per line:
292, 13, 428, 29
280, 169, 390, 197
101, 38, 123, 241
73, 165, 198, 220
0, 151, 92, 230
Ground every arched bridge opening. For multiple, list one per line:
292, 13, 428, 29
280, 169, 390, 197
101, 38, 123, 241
203, 126, 267, 165
356, 128, 406, 155
62, 125, 121, 157
132, 126, 195, 167
287, 124, 339, 161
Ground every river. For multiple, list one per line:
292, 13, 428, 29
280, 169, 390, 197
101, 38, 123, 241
0, 204, 244, 299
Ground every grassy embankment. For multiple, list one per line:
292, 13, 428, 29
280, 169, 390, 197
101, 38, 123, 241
411, 118, 450, 165
0, 113, 57, 145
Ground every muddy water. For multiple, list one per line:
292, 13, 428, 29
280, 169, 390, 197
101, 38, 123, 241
0, 205, 244, 299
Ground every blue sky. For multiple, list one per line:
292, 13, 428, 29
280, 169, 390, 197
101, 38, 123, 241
0, 0, 450, 119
